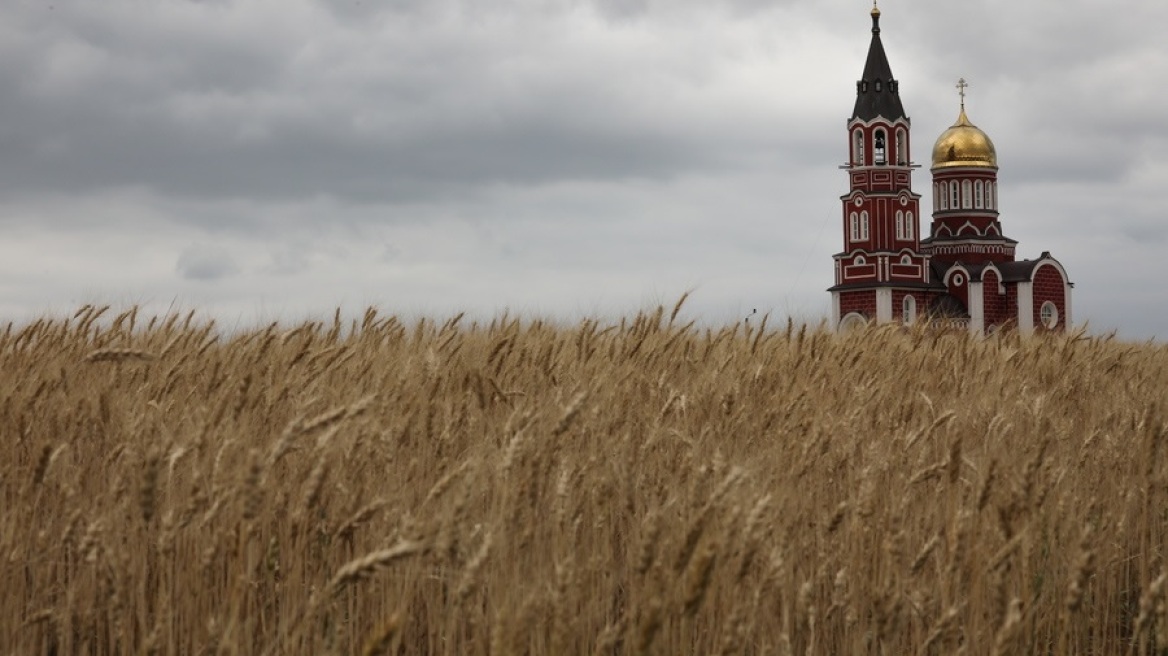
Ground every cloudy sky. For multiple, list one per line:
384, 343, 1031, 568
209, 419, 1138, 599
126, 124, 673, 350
1, 0, 1165, 338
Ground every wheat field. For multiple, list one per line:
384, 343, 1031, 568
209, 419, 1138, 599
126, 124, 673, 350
3, 302, 1167, 655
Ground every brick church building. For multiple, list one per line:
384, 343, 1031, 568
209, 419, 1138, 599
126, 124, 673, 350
828, 6, 1072, 333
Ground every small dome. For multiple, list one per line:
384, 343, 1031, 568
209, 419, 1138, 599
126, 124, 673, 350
932, 108, 997, 169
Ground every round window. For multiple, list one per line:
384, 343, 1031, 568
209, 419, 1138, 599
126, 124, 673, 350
952, 273, 964, 286
1040, 301, 1059, 329
900, 196, 909, 206
854, 197, 863, 207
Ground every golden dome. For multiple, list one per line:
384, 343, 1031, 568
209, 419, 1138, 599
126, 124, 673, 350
931, 108, 997, 169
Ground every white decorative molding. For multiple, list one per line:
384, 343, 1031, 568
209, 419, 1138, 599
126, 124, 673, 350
1017, 282, 1035, 334
876, 288, 893, 323
840, 313, 868, 331
968, 282, 985, 334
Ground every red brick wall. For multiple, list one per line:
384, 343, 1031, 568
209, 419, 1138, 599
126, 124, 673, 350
891, 290, 927, 322
1032, 263, 1068, 330
982, 270, 1010, 329
839, 290, 877, 319
947, 269, 969, 308
891, 290, 907, 321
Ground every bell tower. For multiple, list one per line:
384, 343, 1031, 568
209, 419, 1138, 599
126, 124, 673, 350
830, 5, 932, 329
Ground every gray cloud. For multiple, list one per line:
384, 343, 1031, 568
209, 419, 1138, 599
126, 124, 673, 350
0, 0, 797, 206
177, 244, 240, 280
0, 0, 1164, 338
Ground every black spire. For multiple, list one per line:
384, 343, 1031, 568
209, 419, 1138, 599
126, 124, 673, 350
851, 8, 906, 121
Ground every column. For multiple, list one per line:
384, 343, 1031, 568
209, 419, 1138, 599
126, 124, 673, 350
876, 288, 893, 323
1017, 282, 1034, 334
968, 281, 984, 334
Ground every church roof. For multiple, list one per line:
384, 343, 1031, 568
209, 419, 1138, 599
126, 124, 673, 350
932, 107, 997, 169
933, 258, 1049, 284
852, 8, 907, 122
931, 260, 959, 283
996, 260, 1045, 283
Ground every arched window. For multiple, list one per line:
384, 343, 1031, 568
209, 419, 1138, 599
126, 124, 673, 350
974, 180, 985, 209
895, 210, 904, 240
860, 211, 870, 240
849, 212, 859, 242
962, 180, 973, 208
906, 211, 914, 239
840, 313, 867, 332
950, 181, 959, 209
896, 129, 907, 165
939, 183, 948, 210
855, 255, 867, 265
853, 130, 864, 165
987, 182, 996, 210
874, 129, 886, 165
903, 295, 916, 324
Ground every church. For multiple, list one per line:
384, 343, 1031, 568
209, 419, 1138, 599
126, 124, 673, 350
828, 6, 1073, 333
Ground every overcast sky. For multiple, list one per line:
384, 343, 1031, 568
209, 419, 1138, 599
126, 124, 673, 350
1, 0, 1165, 338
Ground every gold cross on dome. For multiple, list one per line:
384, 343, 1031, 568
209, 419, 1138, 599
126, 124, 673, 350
956, 78, 968, 108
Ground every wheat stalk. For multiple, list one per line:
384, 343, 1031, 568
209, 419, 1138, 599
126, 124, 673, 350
327, 540, 427, 593
84, 348, 156, 363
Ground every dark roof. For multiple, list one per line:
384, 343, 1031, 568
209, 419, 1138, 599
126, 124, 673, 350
852, 12, 907, 122
931, 260, 954, 283
961, 263, 988, 281
826, 281, 943, 293
933, 257, 1055, 284
996, 260, 1043, 283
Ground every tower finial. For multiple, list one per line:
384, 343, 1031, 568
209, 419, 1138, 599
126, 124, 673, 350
871, 1, 881, 18
870, 1, 881, 32
956, 77, 968, 111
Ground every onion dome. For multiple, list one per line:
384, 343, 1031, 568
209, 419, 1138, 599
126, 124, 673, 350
932, 107, 997, 169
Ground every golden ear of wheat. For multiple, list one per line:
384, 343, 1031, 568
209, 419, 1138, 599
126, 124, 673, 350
326, 540, 427, 594
84, 348, 156, 363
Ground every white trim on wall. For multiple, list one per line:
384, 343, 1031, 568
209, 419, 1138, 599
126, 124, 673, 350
876, 288, 893, 323
968, 281, 985, 334
840, 312, 868, 331
1017, 282, 1035, 334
